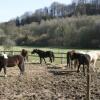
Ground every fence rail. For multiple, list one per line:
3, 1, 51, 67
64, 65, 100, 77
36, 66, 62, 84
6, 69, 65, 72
0, 50, 100, 64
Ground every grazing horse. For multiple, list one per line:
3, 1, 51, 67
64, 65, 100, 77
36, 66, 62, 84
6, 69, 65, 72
31, 49, 55, 64
70, 52, 90, 75
0, 54, 25, 77
21, 49, 28, 61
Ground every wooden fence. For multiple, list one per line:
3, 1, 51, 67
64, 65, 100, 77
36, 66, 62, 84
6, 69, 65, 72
1, 50, 100, 64
0, 50, 67, 64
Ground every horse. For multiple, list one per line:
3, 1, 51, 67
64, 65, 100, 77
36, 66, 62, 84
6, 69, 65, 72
0, 54, 25, 77
86, 51, 100, 72
66, 50, 86, 69
21, 49, 28, 61
70, 52, 91, 75
31, 49, 55, 64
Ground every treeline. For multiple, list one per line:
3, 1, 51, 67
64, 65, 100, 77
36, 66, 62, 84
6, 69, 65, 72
0, 15, 100, 49
15, 1, 100, 26
15, 2, 75, 26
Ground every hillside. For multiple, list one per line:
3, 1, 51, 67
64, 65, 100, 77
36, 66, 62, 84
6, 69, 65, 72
0, 1, 100, 49
0, 15, 100, 49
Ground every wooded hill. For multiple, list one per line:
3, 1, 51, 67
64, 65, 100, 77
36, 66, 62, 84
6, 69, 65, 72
0, 1, 100, 49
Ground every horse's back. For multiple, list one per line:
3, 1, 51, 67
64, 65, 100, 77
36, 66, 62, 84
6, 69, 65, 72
87, 51, 98, 61
74, 53, 90, 65
7, 55, 24, 67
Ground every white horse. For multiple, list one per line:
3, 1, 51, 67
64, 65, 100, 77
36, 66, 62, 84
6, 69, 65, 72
87, 51, 100, 72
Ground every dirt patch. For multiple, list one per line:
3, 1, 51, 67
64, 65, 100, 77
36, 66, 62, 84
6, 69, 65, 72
0, 63, 100, 100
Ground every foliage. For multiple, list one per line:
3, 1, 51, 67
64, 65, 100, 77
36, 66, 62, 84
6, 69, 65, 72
0, 15, 100, 49
2, 37, 16, 51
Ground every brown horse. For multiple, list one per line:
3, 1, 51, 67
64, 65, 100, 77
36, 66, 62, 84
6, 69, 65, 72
21, 49, 28, 61
0, 55, 25, 77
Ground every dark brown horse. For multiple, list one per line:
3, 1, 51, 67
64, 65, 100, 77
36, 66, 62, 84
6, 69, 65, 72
70, 52, 90, 75
0, 55, 25, 77
21, 49, 28, 61
31, 49, 55, 64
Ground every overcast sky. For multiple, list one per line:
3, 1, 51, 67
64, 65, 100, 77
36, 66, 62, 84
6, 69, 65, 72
0, 0, 72, 22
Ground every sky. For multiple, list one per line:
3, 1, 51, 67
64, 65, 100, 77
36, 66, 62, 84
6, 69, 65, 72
0, 0, 72, 23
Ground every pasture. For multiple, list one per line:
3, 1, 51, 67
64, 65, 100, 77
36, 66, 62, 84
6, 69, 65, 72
0, 46, 100, 100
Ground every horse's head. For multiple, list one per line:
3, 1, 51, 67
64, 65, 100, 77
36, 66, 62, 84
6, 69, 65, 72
21, 49, 28, 61
31, 49, 38, 54
21, 49, 28, 56
70, 51, 77, 60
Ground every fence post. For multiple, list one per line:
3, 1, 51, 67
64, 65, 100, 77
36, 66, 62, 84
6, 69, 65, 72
86, 65, 90, 100
61, 53, 63, 64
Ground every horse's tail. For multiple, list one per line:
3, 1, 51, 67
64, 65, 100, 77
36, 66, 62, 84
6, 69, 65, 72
66, 52, 71, 67
52, 52, 55, 62
19, 56, 25, 75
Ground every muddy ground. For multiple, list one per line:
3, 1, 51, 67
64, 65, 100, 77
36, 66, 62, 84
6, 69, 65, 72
0, 62, 100, 100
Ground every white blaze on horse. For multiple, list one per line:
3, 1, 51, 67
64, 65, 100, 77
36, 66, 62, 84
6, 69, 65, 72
1, 52, 8, 59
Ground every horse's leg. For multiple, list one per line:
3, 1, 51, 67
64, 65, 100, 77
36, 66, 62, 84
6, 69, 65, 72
92, 59, 96, 72
18, 62, 25, 75
49, 57, 52, 63
70, 60, 73, 69
43, 58, 46, 64
67, 59, 70, 67
74, 60, 78, 69
3, 66, 7, 77
40, 58, 42, 64
3, 59, 8, 77
77, 64, 80, 73
0, 67, 2, 72
52, 54, 55, 62
83, 64, 85, 76
93, 59, 97, 72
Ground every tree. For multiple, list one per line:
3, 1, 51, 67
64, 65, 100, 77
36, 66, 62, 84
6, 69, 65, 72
15, 17, 21, 27
2, 37, 16, 51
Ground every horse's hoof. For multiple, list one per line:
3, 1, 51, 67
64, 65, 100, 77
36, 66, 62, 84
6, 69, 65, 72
4, 74, 7, 77
77, 70, 79, 73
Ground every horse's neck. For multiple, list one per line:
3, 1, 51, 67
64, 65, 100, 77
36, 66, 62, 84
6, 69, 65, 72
96, 51, 100, 57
